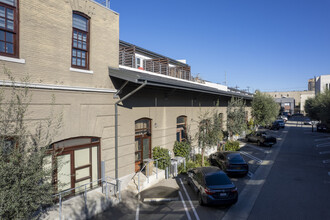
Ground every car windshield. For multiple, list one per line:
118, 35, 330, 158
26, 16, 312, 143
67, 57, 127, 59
205, 173, 232, 186
227, 154, 244, 163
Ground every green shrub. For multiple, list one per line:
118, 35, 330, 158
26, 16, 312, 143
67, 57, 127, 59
178, 159, 204, 174
195, 154, 210, 167
173, 141, 191, 160
224, 140, 240, 151
152, 146, 171, 170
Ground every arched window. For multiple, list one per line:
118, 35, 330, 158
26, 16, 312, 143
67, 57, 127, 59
72, 11, 89, 69
135, 118, 152, 172
176, 116, 187, 142
50, 137, 100, 195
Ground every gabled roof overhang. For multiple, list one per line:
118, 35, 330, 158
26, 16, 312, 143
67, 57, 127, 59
109, 66, 253, 100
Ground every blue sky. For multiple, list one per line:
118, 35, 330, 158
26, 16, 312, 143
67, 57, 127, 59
111, 0, 330, 92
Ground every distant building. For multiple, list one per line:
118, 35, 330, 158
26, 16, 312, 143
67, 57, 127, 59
274, 97, 295, 115
308, 78, 315, 91
315, 75, 330, 94
264, 91, 314, 115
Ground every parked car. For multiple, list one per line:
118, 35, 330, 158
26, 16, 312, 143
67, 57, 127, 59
304, 118, 312, 125
209, 152, 249, 176
246, 131, 277, 147
317, 123, 328, 132
275, 119, 285, 128
279, 115, 288, 122
269, 121, 280, 130
187, 166, 238, 206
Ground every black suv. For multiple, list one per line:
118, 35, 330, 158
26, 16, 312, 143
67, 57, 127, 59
246, 131, 277, 147
187, 166, 238, 206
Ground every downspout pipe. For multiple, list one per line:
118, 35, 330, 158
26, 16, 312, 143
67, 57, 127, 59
114, 80, 147, 183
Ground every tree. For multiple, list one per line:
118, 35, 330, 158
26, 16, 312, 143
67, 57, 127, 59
251, 91, 280, 127
305, 89, 330, 127
227, 97, 247, 139
0, 67, 62, 219
304, 97, 320, 121
195, 110, 223, 166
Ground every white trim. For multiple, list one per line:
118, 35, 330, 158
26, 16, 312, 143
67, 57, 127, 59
70, 67, 94, 74
179, 191, 192, 220
0, 80, 116, 93
0, 55, 25, 64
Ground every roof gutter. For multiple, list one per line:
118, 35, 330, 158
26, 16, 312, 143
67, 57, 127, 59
114, 80, 148, 182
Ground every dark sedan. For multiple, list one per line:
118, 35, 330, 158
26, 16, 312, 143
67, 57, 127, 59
209, 152, 249, 176
246, 131, 277, 147
187, 166, 238, 206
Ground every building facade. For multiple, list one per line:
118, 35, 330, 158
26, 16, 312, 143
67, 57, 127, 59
0, 0, 252, 194
315, 74, 330, 94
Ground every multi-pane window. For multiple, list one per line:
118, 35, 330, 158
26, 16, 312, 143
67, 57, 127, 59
176, 116, 187, 142
72, 12, 89, 69
0, 0, 17, 57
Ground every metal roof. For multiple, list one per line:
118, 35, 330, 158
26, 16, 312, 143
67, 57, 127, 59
109, 67, 253, 100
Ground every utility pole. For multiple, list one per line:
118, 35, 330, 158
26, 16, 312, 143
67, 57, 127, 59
247, 86, 250, 93
224, 71, 227, 86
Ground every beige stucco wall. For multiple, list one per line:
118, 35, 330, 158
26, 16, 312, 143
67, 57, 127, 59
116, 105, 243, 178
0, 0, 119, 89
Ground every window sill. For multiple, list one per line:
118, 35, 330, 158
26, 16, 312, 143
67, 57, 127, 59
70, 67, 93, 74
0, 55, 25, 64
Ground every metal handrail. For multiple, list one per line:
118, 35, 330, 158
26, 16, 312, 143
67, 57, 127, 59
53, 176, 121, 220
133, 157, 166, 195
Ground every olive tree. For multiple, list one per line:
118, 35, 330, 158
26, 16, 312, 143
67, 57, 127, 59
195, 110, 223, 166
251, 91, 280, 127
227, 97, 247, 139
0, 67, 62, 219
305, 89, 330, 127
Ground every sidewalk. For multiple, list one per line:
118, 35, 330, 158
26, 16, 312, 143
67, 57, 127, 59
41, 187, 120, 220
41, 169, 173, 219
140, 177, 180, 202
91, 177, 181, 219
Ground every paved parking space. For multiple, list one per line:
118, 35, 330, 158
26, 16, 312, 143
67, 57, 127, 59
172, 127, 289, 220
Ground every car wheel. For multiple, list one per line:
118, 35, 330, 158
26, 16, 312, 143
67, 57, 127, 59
198, 192, 204, 206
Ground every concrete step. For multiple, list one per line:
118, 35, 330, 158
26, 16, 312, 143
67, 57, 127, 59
126, 169, 166, 194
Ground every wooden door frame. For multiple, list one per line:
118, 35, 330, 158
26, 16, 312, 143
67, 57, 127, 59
51, 137, 101, 195
135, 118, 152, 172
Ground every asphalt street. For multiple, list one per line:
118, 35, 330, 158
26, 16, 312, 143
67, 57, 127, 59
247, 119, 330, 220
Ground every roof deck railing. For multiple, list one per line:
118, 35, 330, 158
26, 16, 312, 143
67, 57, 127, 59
119, 51, 192, 81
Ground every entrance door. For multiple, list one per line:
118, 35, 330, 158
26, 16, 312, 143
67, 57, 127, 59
135, 136, 151, 172
57, 152, 74, 194
135, 118, 152, 172
52, 137, 101, 195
